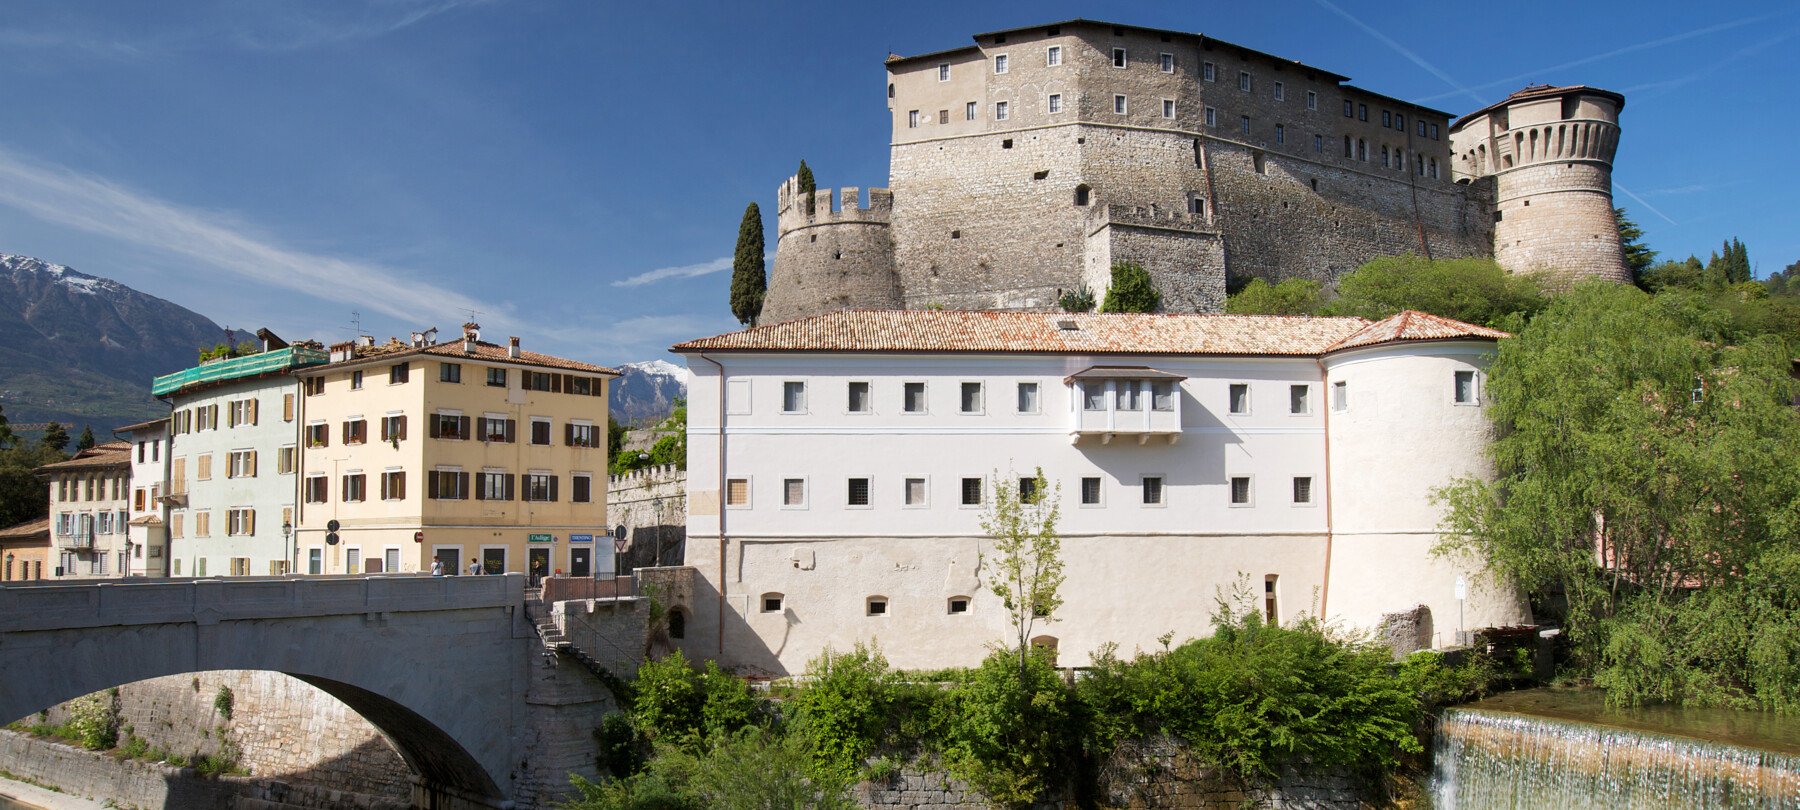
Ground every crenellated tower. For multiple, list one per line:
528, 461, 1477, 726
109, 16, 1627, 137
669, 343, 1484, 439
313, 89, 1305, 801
1449, 85, 1630, 286
759, 175, 899, 326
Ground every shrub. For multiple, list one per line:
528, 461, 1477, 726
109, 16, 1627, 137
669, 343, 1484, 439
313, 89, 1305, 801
630, 652, 762, 751
64, 692, 118, 751
792, 642, 897, 782
213, 685, 234, 722
1225, 278, 1326, 316
1058, 284, 1096, 313
938, 648, 1074, 807
1098, 261, 1161, 313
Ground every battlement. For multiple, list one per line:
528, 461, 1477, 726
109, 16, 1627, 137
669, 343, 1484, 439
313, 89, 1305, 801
1090, 203, 1217, 234
775, 175, 893, 236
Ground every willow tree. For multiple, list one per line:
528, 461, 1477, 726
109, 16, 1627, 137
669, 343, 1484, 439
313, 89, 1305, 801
981, 468, 1065, 672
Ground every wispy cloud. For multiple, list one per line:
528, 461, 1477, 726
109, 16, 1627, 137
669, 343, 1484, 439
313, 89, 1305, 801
1311, 0, 1484, 107
0, 0, 492, 58
226, 0, 495, 52
1621, 26, 1800, 101
554, 313, 740, 360
611, 256, 734, 288
1613, 182, 1676, 226
0, 146, 507, 329
1643, 184, 1708, 196
1416, 9, 1799, 104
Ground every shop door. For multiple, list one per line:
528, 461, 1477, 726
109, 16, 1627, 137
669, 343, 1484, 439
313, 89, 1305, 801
482, 547, 507, 575
570, 547, 591, 578
435, 546, 461, 575
528, 547, 551, 586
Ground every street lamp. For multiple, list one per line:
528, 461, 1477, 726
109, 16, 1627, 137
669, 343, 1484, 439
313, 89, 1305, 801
282, 521, 293, 576
651, 496, 664, 569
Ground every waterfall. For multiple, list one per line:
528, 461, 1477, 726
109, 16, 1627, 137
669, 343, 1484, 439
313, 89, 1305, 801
1433, 708, 1800, 809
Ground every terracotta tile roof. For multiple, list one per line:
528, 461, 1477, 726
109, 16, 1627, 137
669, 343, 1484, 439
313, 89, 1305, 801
673, 310, 1373, 356
302, 339, 617, 376
32, 441, 131, 473
0, 517, 50, 540
672, 310, 1505, 357
1326, 310, 1510, 353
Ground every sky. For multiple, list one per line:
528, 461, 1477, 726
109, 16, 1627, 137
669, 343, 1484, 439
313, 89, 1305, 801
0, 0, 1794, 367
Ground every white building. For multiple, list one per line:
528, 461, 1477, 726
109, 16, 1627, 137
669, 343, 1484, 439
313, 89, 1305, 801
671, 309, 1527, 675
157, 332, 327, 577
36, 442, 132, 579
116, 417, 171, 576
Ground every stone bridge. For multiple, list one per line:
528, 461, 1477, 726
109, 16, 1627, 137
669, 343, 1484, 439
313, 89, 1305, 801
0, 573, 598, 809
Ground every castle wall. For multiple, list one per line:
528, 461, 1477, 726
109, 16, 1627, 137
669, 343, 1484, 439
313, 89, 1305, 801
1493, 164, 1628, 286
760, 183, 899, 325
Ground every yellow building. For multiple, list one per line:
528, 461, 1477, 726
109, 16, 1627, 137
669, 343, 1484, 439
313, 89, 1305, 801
293, 325, 617, 579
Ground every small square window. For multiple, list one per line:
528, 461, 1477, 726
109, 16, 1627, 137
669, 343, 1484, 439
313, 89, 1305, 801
1290, 385, 1309, 414
783, 478, 805, 507
1019, 477, 1040, 504
762, 594, 783, 613
904, 477, 927, 506
1454, 370, 1477, 404
994, 54, 1008, 74
1229, 383, 1250, 415
782, 381, 808, 413
1114, 95, 1127, 115
848, 477, 871, 507
1230, 476, 1252, 505
1048, 94, 1062, 114
1333, 381, 1348, 411
867, 598, 887, 616
1159, 52, 1173, 73
1142, 476, 1164, 505
1017, 382, 1039, 413
961, 477, 982, 506
1273, 81, 1285, 101
1112, 47, 1127, 68
960, 382, 983, 413
938, 63, 950, 81
1162, 99, 1175, 119
1081, 477, 1102, 505
1293, 476, 1313, 504
848, 381, 871, 413
390, 363, 409, 384
904, 382, 926, 413
486, 367, 506, 387
726, 478, 749, 507
439, 363, 461, 383
1202, 61, 1215, 82
1046, 45, 1061, 66
995, 101, 1009, 121
948, 598, 969, 614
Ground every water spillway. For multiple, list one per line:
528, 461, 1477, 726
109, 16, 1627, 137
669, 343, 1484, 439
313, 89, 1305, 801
1433, 689, 1800, 809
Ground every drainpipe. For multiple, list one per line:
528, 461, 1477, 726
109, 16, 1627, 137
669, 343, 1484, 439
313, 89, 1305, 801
693, 351, 728, 659
1316, 357, 1336, 619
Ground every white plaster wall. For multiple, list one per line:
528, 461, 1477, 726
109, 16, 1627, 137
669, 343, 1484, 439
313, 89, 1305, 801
169, 376, 303, 576
124, 422, 171, 576
1322, 342, 1528, 638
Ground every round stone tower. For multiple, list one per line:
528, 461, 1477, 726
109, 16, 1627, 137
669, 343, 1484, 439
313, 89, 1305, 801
759, 176, 900, 325
1449, 85, 1630, 286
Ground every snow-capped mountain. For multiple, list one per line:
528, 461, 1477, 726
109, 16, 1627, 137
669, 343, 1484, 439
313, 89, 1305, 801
609, 359, 689, 426
0, 253, 251, 430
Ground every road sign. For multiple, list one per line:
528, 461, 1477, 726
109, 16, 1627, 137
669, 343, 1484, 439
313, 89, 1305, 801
1454, 574, 1467, 601
414, 530, 424, 543
614, 525, 627, 541
327, 519, 341, 532
325, 532, 339, 545
570, 533, 593, 543
614, 536, 628, 553
528, 533, 553, 543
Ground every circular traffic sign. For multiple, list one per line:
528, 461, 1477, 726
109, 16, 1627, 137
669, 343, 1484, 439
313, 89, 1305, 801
327, 519, 341, 532
326, 532, 340, 545
414, 530, 424, 543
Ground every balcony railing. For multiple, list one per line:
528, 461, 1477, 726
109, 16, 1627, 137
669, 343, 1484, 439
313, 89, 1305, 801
57, 530, 94, 550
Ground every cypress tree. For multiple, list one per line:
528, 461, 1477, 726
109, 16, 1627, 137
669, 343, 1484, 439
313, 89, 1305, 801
41, 422, 69, 452
730, 202, 767, 326
1615, 207, 1657, 287
1098, 261, 1162, 313
77, 425, 95, 451
1731, 238, 1751, 284
797, 160, 816, 216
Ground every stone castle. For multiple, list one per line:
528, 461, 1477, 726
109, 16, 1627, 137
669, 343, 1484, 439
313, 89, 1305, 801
760, 19, 1628, 323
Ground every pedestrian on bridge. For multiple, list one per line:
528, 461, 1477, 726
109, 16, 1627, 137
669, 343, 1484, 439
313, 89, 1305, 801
430, 558, 443, 576
468, 558, 481, 576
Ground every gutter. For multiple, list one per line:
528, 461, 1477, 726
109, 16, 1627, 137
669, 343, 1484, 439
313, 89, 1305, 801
1316, 357, 1335, 619
693, 351, 729, 659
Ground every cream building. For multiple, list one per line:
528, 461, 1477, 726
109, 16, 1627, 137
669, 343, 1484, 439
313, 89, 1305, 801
36, 441, 132, 580
672, 310, 1526, 675
292, 325, 616, 579
116, 417, 171, 577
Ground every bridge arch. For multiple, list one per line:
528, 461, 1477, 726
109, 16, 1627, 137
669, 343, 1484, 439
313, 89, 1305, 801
0, 575, 533, 807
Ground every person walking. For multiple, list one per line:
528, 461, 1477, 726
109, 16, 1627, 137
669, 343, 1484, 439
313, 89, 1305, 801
468, 557, 482, 576
430, 558, 443, 576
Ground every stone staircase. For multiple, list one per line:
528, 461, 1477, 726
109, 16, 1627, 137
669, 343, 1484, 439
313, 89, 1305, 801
522, 589, 630, 690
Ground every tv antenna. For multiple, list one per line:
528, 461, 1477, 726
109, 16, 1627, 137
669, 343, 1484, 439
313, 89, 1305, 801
461, 308, 482, 323
349, 311, 362, 335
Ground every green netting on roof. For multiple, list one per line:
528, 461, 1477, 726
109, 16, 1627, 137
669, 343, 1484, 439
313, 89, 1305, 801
152, 347, 328, 396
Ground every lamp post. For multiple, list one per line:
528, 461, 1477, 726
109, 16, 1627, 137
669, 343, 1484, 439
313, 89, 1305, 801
282, 521, 293, 576
652, 496, 664, 568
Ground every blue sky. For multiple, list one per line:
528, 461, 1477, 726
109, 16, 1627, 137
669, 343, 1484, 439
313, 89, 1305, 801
0, 1, 1794, 367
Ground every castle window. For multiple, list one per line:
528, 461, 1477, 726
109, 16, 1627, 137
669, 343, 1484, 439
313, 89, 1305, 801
938, 109, 948, 125
1455, 370, 1477, 404
951, 230, 960, 239
1188, 194, 1205, 216
994, 54, 1008, 74
1430, 157, 1439, 179
1114, 95, 1127, 114
1239, 71, 1251, 91
1396, 113, 1404, 131
1048, 94, 1062, 114
995, 101, 1009, 121
761, 593, 783, 613
1358, 139, 1367, 162
1204, 106, 1217, 127
1344, 135, 1352, 157
1046, 45, 1061, 66
938, 63, 950, 82
1240, 115, 1250, 135
1203, 61, 1215, 81
1162, 99, 1175, 119
1253, 151, 1266, 174
1344, 99, 1353, 117
1112, 47, 1127, 68
1382, 110, 1391, 127
1307, 90, 1317, 110
867, 597, 887, 616
888, 83, 894, 99
1074, 185, 1090, 206
1230, 476, 1252, 506
1160, 52, 1174, 73
966, 101, 977, 121
1381, 145, 1389, 167
1431, 123, 1440, 139
908, 110, 919, 128
1359, 103, 1368, 121
1395, 148, 1403, 170
1001, 139, 1012, 149
1311, 178, 1318, 191
1418, 120, 1427, 137
948, 597, 970, 614
1273, 81, 1285, 101
1313, 135, 1323, 153
1032, 170, 1048, 180
1274, 124, 1284, 144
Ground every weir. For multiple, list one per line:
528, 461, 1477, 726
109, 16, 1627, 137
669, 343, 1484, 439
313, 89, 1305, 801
1433, 689, 1800, 809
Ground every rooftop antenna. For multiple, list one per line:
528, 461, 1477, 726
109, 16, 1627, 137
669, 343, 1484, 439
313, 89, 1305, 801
349, 311, 362, 336
461, 307, 482, 323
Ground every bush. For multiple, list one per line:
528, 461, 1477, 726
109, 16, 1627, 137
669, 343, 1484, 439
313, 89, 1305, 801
938, 649, 1075, 807
792, 642, 897, 782
1098, 261, 1161, 313
213, 685, 234, 721
1327, 255, 1544, 329
1225, 278, 1326, 316
64, 692, 118, 751
630, 652, 762, 752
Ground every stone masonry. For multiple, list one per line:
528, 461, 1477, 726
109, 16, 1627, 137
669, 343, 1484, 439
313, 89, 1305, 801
607, 463, 687, 571
762, 20, 1624, 322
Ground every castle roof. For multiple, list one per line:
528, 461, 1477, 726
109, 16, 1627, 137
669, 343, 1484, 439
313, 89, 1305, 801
1450, 84, 1626, 132
893, 19, 1353, 83
672, 309, 1505, 357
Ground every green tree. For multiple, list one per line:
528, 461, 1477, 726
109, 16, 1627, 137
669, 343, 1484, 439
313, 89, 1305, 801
939, 649, 1073, 807
0, 405, 13, 450
607, 415, 628, 467
40, 422, 69, 453
1224, 277, 1326, 316
981, 469, 1064, 672
791, 642, 897, 783
0, 443, 64, 527
1435, 282, 1800, 707
1615, 207, 1657, 287
76, 425, 95, 451
1328, 255, 1544, 329
796, 160, 816, 216
1097, 261, 1161, 313
729, 202, 767, 326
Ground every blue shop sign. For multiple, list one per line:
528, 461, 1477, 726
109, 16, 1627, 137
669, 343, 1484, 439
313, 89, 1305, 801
570, 533, 594, 543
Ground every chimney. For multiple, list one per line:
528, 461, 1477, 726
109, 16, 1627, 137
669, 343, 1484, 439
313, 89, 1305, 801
508, 336, 521, 359
462, 322, 480, 354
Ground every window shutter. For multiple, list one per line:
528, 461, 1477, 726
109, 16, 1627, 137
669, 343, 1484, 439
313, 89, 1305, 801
429, 416, 441, 439
381, 474, 389, 500
505, 419, 516, 443
341, 475, 349, 499
248, 451, 257, 477
428, 472, 439, 499
475, 475, 486, 500
285, 395, 295, 421
396, 473, 405, 500
399, 416, 407, 441
458, 472, 469, 500
321, 426, 329, 447
227, 406, 236, 428
564, 423, 573, 446
549, 476, 559, 502
247, 510, 255, 536
250, 398, 259, 425
475, 417, 487, 442
551, 374, 563, 394
505, 474, 516, 501
459, 416, 471, 440
594, 377, 606, 397
342, 421, 350, 444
